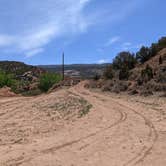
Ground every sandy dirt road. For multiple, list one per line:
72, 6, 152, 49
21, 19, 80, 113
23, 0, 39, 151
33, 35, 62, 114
0, 81, 166, 166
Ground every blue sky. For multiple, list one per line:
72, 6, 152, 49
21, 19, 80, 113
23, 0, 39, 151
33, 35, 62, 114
0, 0, 165, 65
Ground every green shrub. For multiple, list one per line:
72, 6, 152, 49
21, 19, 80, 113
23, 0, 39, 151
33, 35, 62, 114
38, 73, 62, 92
136, 46, 152, 63
136, 37, 166, 63
156, 37, 166, 51
0, 71, 16, 88
112, 52, 137, 70
103, 65, 114, 80
112, 52, 136, 80
119, 67, 130, 80
141, 65, 153, 82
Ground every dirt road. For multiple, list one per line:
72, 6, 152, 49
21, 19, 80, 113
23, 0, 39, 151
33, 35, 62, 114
0, 82, 166, 166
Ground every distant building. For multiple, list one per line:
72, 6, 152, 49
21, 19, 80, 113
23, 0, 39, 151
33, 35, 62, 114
64, 70, 80, 78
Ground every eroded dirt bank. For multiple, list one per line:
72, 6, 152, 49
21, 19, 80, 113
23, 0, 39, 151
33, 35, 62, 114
0, 82, 166, 166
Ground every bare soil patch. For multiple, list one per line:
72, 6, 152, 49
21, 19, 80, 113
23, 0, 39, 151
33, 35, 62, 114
0, 81, 166, 166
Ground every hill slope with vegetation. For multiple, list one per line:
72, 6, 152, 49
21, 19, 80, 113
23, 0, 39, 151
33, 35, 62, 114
87, 37, 166, 96
0, 61, 61, 96
0, 61, 37, 75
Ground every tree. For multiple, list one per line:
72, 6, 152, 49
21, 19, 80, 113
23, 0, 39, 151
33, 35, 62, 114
103, 65, 114, 80
112, 52, 137, 70
158, 37, 166, 50
112, 52, 137, 80
119, 67, 129, 80
150, 43, 158, 57
150, 37, 166, 57
136, 46, 151, 63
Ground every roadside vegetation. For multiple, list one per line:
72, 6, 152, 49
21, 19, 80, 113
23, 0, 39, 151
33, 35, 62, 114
106, 37, 166, 81
90, 36, 166, 96
0, 36, 165, 97
0, 63, 62, 96
38, 73, 62, 92
136, 37, 166, 63
0, 71, 17, 90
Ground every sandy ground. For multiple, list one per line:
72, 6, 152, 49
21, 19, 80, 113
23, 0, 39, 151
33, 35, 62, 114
0, 81, 166, 166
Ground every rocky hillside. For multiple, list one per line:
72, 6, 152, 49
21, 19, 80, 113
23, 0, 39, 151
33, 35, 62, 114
128, 48, 166, 95
87, 47, 166, 96
130, 48, 166, 81
0, 61, 46, 96
0, 61, 44, 76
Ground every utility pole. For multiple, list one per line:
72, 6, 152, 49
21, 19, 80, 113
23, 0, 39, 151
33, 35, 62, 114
62, 52, 65, 80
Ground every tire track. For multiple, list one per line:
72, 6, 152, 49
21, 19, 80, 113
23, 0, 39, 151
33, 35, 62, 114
93, 92, 158, 166
74, 83, 158, 166
41, 96, 127, 154
20, 87, 127, 165
121, 104, 158, 166
2, 82, 158, 166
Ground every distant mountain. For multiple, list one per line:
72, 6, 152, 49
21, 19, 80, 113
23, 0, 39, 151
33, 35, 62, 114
0, 61, 110, 79
0, 61, 45, 76
0, 61, 35, 75
39, 64, 110, 78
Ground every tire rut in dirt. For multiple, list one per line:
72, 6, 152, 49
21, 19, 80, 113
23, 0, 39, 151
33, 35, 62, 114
75, 84, 158, 166
41, 104, 127, 154
22, 90, 128, 164
113, 101, 158, 166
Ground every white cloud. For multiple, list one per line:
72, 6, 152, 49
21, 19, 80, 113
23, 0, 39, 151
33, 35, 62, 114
0, 0, 145, 58
105, 36, 120, 47
98, 59, 108, 64
121, 42, 142, 51
0, 0, 92, 57
26, 48, 44, 58
97, 36, 120, 53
